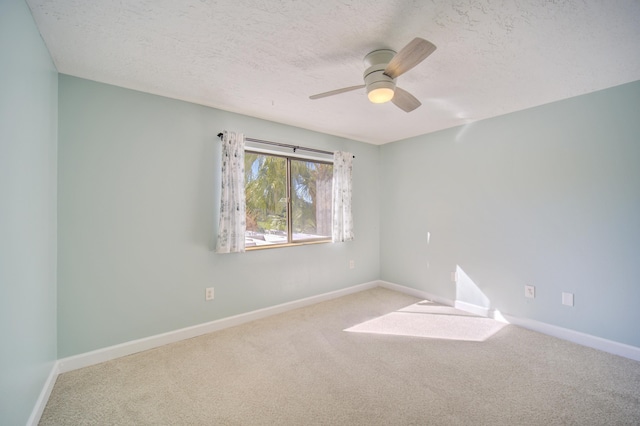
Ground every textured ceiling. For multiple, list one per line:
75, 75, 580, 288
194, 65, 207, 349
26, 0, 640, 144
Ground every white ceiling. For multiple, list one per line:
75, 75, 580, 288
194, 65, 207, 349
26, 0, 640, 145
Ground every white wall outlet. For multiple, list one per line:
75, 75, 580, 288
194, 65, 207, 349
525, 285, 535, 299
349, 260, 355, 269
205, 287, 214, 301
562, 292, 574, 306
451, 272, 457, 282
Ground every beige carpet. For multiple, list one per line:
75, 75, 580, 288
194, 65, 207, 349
40, 287, 640, 425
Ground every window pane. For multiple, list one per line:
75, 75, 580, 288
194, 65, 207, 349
244, 153, 288, 247
291, 159, 333, 241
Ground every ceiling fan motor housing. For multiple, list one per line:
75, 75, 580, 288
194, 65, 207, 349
363, 49, 396, 101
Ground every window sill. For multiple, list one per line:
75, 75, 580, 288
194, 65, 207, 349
245, 239, 332, 251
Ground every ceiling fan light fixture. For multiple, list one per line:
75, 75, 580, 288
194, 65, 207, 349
367, 81, 395, 104
308, 38, 436, 112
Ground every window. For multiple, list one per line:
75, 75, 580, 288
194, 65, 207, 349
244, 151, 333, 248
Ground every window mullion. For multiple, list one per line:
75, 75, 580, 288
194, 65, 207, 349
286, 157, 292, 243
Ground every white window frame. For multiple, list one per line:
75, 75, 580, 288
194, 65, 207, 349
244, 145, 334, 250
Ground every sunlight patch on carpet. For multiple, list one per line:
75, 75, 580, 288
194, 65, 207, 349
344, 301, 506, 342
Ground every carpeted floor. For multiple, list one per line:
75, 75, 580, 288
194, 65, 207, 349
40, 287, 640, 425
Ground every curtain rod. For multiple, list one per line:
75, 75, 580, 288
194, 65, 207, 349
217, 133, 354, 158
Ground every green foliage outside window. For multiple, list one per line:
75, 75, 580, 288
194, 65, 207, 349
244, 151, 332, 247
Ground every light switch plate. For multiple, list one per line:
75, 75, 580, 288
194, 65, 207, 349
562, 292, 574, 306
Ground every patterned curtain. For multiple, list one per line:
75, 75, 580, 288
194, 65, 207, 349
332, 151, 354, 242
216, 131, 246, 253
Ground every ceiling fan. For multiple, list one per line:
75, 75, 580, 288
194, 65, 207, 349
309, 37, 436, 112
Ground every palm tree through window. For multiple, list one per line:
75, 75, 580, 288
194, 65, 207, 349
244, 151, 333, 248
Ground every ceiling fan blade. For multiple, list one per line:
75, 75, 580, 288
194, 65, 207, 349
392, 87, 421, 112
384, 38, 436, 79
309, 85, 366, 100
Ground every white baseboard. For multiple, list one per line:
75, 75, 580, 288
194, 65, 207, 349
378, 280, 454, 306
27, 360, 59, 426
453, 300, 491, 317
501, 313, 640, 362
380, 281, 640, 362
58, 280, 379, 374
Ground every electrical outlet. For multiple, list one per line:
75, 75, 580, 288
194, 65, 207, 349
349, 260, 355, 269
525, 285, 535, 299
205, 287, 214, 301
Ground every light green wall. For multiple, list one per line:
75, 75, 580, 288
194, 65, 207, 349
0, 0, 58, 424
57, 75, 380, 357
380, 81, 640, 347
3, 1, 638, 419
57, 75, 640, 356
